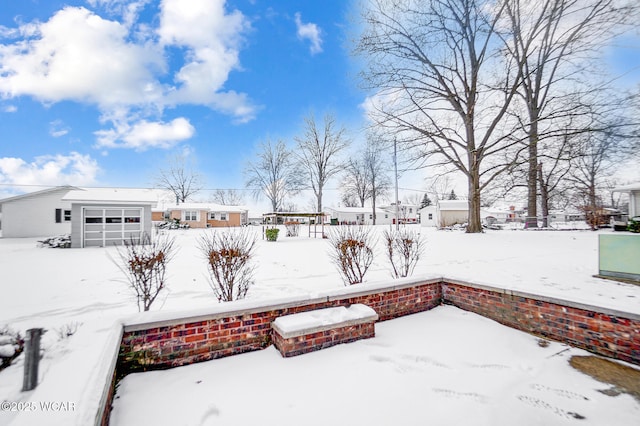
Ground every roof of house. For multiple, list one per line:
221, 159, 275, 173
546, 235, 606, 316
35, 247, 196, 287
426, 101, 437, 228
437, 200, 468, 211
612, 182, 640, 192
62, 188, 159, 204
325, 206, 386, 214
0, 185, 77, 204
157, 202, 248, 213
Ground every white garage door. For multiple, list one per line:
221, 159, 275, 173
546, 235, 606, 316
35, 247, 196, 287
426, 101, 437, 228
83, 208, 142, 247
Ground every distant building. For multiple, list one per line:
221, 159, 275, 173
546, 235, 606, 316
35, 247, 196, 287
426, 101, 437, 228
153, 202, 248, 228
325, 207, 392, 225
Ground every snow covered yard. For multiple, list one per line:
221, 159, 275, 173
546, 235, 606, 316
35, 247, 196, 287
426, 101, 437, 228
1, 226, 639, 425
110, 306, 640, 426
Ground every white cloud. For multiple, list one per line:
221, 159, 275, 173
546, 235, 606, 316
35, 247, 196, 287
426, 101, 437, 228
2, 105, 17, 113
0, 7, 164, 108
49, 119, 70, 137
94, 117, 195, 151
0, 152, 99, 187
294, 12, 322, 55
0, 1, 257, 146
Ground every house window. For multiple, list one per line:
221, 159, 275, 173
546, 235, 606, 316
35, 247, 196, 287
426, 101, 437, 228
208, 212, 216, 220
184, 211, 198, 221
409, 208, 413, 213
369, 214, 373, 219
428, 213, 433, 220
385, 214, 388, 219
220, 213, 227, 221
55, 208, 72, 223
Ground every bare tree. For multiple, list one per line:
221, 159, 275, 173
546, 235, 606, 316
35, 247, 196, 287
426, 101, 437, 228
295, 113, 349, 213
356, 0, 524, 233
211, 189, 245, 206
502, 0, 637, 228
154, 154, 203, 203
364, 136, 392, 224
245, 139, 302, 212
342, 157, 370, 207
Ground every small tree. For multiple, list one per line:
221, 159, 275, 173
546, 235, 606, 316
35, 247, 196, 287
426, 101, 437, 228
448, 190, 458, 201
199, 229, 257, 302
420, 193, 432, 209
328, 225, 375, 285
383, 228, 425, 278
116, 233, 176, 312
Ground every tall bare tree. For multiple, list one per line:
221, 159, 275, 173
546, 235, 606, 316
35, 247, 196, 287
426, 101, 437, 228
295, 113, 349, 213
245, 139, 302, 212
363, 137, 392, 224
342, 157, 370, 207
154, 154, 203, 203
210, 189, 245, 206
503, 0, 637, 228
356, 0, 524, 233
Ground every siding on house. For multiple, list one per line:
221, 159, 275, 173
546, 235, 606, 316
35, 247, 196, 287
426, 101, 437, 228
0, 187, 74, 238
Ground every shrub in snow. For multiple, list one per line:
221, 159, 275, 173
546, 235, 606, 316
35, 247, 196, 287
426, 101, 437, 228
328, 225, 375, 285
0, 326, 24, 371
38, 234, 71, 248
199, 228, 257, 302
383, 228, 425, 278
55, 322, 81, 341
115, 233, 176, 312
285, 221, 300, 237
265, 227, 279, 241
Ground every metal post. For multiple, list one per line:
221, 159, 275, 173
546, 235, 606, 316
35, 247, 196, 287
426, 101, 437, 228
394, 137, 400, 231
22, 328, 44, 392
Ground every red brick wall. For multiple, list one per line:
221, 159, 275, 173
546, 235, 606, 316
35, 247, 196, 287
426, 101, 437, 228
118, 280, 442, 373
442, 282, 640, 365
273, 322, 376, 357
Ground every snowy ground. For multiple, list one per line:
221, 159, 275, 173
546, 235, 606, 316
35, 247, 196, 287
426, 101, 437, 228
0, 226, 639, 425
110, 306, 640, 426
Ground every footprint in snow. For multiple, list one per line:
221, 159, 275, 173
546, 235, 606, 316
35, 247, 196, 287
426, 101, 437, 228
517, 395, 586, 420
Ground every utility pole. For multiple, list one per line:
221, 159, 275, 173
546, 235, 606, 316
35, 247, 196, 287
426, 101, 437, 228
393, 137, 399, 231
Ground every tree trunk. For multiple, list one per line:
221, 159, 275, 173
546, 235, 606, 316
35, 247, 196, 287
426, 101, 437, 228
467, 165, 483, 233
372, 194, 377, 225
525, 121, 539, 229
538, 162, 549, 228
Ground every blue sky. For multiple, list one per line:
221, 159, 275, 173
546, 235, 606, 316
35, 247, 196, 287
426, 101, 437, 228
0, 0, 638, 207
0, 0, 366, 202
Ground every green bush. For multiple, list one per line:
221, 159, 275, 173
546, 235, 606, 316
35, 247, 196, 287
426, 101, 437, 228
265, 228, 280, 241
628, 217, 640, 233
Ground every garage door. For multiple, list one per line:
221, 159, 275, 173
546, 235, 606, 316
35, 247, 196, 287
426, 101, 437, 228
83, 208, 142, 247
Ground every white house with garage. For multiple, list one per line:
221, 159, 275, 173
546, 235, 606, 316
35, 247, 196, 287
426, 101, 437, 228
63, 188, 158, 247
0, 186, 77, 238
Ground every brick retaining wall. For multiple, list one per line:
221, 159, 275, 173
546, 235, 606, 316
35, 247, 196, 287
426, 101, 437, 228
442, 281, 640, 365
101, 277, 639, 426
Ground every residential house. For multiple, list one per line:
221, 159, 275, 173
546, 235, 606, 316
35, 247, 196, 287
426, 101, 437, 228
381, 203, 419, 224
325, 207, 393, 225
613, 182, 640, 218
419, 200, 468, 227
0, 186, 77, 238
154, 202, 248, 228
63, 188, 158, 247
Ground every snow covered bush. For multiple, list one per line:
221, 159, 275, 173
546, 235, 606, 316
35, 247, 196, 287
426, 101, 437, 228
115, 233, 176, 312
0, 326, 24, 371
285, 221, 300, 237
38, 234, 71, 248
328, 225, 375, 285
383, 228, 425, 278
199, 228, 257, 302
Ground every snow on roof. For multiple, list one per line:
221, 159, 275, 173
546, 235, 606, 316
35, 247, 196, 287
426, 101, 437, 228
62, 188, 160, 204
157, 202, 248, 212
612, 182, 640, 192
326, 206, 386, 214
437, 200, 468, 210
0, 185, 77, 204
